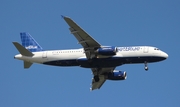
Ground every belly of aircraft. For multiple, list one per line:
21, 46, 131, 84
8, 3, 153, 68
43, 56, 166, 68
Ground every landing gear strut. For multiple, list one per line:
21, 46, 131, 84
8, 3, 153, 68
144, 61, 148, 71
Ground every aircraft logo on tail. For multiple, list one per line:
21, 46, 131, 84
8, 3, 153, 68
25, 45, 38, 49
20, 32, 43, 52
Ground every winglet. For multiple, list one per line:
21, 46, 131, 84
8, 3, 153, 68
61, 15, 65, 19
61, 15, 70, 19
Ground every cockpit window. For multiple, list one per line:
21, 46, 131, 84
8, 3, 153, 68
154, 48, 160, 50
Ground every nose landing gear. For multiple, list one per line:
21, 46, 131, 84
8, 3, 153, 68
144, 61, 148, 71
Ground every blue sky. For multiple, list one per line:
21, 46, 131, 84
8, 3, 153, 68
0, 0, 179, 107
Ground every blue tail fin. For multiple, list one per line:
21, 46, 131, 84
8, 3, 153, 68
20, 32, 43, 52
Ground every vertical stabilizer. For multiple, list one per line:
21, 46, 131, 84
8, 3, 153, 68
20, 32, 43, 52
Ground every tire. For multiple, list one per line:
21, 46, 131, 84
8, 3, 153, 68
94, 75, 99, 82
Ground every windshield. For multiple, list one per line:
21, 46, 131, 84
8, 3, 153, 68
154, 48, 160, 50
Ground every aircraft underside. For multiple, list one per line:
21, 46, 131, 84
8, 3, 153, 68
43, 56, 166, 68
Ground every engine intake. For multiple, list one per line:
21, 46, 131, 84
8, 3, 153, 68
107, 70, 127, 80
96, 46, 117, 55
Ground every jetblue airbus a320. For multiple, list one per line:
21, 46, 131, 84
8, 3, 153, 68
13, 16, 168, 90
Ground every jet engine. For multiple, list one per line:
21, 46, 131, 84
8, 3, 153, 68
96, 46, 118, 55
107, 70, 127, 80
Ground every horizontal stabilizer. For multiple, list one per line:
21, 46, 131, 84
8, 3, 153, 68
12, 42, 33, 56
24, 61, 33, 69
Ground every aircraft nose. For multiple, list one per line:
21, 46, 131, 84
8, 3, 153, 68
162, 52, 168, 59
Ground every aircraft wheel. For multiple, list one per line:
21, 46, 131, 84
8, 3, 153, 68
145, 66, 148, 71
144, 61, 148, 71
94, 75, 99, 82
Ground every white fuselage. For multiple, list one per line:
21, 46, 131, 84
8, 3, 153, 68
14, 46, 168, 68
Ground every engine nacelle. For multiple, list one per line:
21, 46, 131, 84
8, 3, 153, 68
107, 70, 127, 80
96, 46, 117, 55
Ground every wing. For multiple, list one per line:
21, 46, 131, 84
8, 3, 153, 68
91, 67, 115, 91
62, 16, 101, 59
91, 75, 106, 91
62, 16, 116, 90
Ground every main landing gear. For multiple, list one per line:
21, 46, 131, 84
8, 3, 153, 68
93, 68, 101, 82
94, 75, 99, 82
144, 61, 148, 71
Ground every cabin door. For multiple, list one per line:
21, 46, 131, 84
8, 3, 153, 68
42, 51, 47, 58
143, 47, 149, 53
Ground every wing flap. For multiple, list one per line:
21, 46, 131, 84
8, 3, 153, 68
91, 67, 115, 75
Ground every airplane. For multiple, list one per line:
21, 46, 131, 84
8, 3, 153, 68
13, 16, 168, 91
